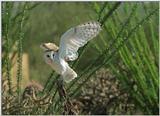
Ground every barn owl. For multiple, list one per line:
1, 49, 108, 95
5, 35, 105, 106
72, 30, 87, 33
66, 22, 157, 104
40, 21, 101, 83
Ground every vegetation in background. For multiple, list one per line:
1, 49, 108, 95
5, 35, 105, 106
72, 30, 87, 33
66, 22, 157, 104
2, 2, 159, 115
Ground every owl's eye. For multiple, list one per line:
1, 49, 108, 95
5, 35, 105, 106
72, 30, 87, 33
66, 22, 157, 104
46, 55, 50, 58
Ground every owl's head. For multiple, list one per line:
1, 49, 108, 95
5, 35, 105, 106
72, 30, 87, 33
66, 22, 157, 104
44, 50, 55, 65
40, 43, 59, 65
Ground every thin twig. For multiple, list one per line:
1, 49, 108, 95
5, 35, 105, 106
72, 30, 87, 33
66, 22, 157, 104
99, 2, 121, 26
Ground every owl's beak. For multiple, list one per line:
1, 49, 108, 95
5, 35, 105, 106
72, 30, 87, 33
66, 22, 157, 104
45, 58, 52, 65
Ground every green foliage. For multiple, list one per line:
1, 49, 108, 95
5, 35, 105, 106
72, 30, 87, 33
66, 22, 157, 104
2, 1, 41, 114
2, 2, 159, 115
3, 2, 13, 95
95, 2, 158, 114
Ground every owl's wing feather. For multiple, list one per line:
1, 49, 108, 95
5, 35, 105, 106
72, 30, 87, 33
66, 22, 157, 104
58, 21, 101, 61
40, 43, 59, 51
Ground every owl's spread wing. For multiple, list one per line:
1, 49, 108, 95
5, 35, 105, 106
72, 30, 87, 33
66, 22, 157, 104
58, 21, 101, 61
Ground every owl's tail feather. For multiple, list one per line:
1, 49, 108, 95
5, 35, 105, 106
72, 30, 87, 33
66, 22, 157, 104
63, 68, 77, 83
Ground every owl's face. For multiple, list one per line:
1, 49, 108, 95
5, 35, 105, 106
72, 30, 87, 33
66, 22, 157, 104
44, 51, 55, 65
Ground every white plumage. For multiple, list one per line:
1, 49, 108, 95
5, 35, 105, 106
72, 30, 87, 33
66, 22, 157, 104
41, 21, 101, 83
59, 21, 101, 61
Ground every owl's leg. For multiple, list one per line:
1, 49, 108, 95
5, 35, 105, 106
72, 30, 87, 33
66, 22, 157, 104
57, 76, 64, 86
57, 76, 66, 100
